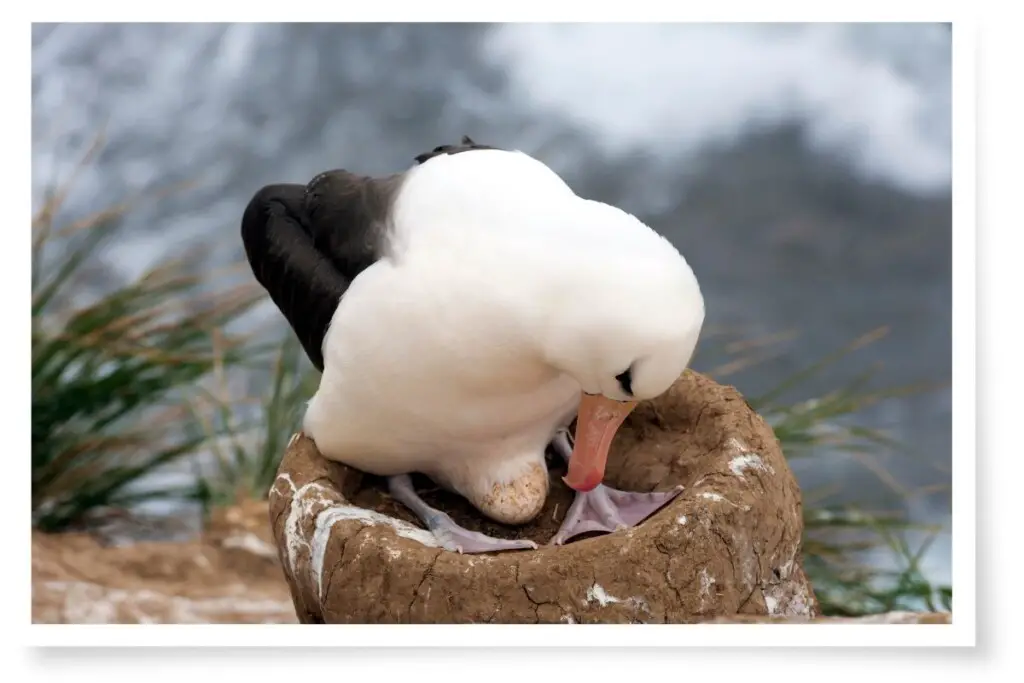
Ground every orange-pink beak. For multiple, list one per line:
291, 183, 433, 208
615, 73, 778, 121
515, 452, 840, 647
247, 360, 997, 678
562, 393, 637, 492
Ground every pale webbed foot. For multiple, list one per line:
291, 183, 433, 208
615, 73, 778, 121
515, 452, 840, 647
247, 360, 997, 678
549, 483, 683, 546
547, 426, 683, 546
387, 474, 538, 554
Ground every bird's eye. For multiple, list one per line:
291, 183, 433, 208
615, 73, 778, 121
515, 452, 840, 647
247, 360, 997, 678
615, 367, 634, 396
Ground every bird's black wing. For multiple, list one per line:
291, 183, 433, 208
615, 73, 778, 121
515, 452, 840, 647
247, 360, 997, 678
240, 173, 397, 372
242, 135, 498, 371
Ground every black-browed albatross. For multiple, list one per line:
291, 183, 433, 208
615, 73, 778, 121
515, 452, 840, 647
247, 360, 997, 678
241, 137, 705, 553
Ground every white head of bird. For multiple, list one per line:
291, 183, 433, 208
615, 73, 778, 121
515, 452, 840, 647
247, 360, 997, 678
519, 197, 706, 492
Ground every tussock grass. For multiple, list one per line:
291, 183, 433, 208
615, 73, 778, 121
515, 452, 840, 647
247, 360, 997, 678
31, 138, 265, 532
708, 325, 952, 615
189, 334, 318, 511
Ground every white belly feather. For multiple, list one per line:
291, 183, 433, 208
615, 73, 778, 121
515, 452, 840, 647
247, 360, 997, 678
302, 253, 580, 494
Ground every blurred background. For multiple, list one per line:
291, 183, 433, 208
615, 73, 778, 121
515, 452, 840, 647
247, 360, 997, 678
30, 22, 952, 619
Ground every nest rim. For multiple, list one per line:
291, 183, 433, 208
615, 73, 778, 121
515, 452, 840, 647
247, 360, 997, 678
268, 370, 817, 624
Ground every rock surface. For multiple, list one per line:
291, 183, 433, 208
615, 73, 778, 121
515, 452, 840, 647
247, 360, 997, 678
269, 370, 822, 624
32, 499, 297, 624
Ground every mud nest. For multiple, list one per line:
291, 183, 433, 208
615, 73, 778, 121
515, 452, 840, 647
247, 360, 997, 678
268, 370, 819, 623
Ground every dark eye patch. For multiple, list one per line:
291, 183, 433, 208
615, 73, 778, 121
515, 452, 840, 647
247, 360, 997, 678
615, 366, 634, 396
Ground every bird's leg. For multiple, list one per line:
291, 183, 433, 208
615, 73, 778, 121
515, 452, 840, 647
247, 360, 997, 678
387, 474, 538, 554
547, 427, 683, 546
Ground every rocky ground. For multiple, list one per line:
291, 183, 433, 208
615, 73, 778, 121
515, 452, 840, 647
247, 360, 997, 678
32, 499, 298, 624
